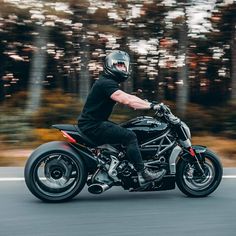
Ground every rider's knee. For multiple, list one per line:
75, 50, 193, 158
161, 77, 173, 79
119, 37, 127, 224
124, 130, 137, 145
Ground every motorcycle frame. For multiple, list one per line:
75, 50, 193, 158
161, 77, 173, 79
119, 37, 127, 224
140, 129, 182, 174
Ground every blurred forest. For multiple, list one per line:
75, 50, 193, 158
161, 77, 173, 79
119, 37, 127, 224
0, 0, 236, 161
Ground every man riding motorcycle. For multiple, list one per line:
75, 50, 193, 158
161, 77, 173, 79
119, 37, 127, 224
78, 50, 166, 186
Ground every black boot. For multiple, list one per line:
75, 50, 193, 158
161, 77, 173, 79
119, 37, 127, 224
138, 168, 166, 186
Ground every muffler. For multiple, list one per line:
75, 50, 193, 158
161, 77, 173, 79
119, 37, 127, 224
88, 183, 111, 194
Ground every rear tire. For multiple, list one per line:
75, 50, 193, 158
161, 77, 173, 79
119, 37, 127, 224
24, 150, 87, 202
176, 149, 223, 197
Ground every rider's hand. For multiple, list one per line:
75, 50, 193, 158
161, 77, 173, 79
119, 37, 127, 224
153, 104, 162, 111
150, 102, 162, 111
150, 102, 166, 111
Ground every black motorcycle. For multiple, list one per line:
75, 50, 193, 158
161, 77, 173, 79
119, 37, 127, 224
24, 103, 223, 202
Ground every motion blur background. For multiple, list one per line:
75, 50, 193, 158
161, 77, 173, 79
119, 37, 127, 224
0, 0, 236, 166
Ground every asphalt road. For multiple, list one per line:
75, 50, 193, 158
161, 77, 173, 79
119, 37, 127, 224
0, 168, 235, 236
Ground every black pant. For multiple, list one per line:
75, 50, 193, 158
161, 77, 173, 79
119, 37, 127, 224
82, 121, 144, 171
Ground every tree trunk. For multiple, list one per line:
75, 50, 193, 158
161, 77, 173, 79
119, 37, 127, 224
176, 15, 189, 117
123, 50, 133, 94
230, 23, 236, 104
79, 38, 90, 102
26, 25, 48, 114
157, 51, 165, 102
0, 78, 4, 102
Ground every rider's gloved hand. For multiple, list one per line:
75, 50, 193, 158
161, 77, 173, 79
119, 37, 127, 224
149, 102, 162, 111
150, 103, 180, 124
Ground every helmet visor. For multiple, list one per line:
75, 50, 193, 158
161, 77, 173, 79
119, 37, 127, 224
110, 59, 130, 73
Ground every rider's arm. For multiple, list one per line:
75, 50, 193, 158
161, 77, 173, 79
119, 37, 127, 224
110, 90, 152, 110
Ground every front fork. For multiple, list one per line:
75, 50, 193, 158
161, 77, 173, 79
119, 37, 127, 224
185, 146, 206, 176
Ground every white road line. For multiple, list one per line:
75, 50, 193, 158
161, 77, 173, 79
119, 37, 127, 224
0, 177, 25, 181
222, 175, 236, 179
0, 175, 236, 181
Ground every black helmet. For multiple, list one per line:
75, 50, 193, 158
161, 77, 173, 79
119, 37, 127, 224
104, 50, 131, 83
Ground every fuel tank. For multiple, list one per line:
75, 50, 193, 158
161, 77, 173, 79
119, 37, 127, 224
120, 116, 169, 144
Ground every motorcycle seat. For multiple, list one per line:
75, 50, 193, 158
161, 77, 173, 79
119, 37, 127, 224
52, 124, 97, 147
74, 125, 98, 147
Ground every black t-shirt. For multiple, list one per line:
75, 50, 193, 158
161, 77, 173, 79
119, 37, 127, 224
78, 74, 119, 132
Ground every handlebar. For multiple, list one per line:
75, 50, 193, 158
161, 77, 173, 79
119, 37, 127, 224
154, 103, 181, 125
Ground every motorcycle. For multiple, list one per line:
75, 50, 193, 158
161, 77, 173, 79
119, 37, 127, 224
24, 103, 223, 202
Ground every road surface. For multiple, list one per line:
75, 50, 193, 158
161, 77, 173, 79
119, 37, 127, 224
0, 168, 235, 236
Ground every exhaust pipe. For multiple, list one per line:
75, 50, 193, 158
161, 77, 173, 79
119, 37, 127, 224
88, 183, 111, 194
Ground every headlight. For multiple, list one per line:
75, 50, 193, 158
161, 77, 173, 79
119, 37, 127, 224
181, 122, 191, 140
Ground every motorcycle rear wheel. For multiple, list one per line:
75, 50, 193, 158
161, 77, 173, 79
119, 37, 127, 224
176, 149, 223, 197
24, 150, 87, 202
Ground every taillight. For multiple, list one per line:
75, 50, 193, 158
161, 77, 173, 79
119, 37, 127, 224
61, 131, 76, 143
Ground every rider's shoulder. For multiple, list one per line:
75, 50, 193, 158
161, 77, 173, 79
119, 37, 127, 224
98, 74, 117, 85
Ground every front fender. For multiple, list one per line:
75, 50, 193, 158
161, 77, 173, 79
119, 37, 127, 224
27, 141, 97, 171
192, 145, 207, 154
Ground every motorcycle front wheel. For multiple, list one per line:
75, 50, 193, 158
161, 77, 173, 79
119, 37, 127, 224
24, 150, 87, 202
176, 149, 223, 197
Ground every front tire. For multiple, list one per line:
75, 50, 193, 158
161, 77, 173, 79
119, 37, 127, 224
24, 150, 87, 202
176, 149, 223, 197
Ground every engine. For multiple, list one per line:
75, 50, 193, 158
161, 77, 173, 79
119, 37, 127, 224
88, 144, 140, 192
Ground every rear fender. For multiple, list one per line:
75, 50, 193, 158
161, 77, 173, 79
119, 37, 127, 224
28, 141, 97, 171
